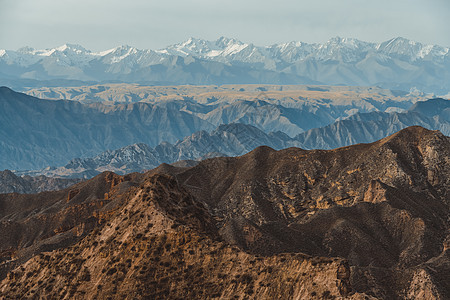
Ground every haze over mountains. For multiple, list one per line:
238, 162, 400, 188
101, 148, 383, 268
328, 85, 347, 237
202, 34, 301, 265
1, 37, 449, 93
1, 127, 449, 298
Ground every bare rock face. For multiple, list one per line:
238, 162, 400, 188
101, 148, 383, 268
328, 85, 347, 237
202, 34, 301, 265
363, 180, 388, 203
0, 126, 449, 299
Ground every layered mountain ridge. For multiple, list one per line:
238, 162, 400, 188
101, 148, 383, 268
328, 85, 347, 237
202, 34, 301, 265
1, 127, 449, 298
0, 87, 214, 170
1, 36, 449, 93
2, 86, 430, 171
18, 97, 449, 180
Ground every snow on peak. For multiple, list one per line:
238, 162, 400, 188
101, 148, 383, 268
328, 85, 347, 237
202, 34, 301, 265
376, 37, 449, 60
1, 37, 448, 73
55, 43, 88, 53
103, 45, 140, 63
275, 41, 305, 49
163, 37, 216, 56
314, 37, 374, 62
215, 36, 244, 48
324, 36, 373, 48
161, 37, 250, 58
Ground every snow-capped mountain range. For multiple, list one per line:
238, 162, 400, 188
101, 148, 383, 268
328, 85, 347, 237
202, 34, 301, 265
163, 36, 449, 63
1, 37, 449, 92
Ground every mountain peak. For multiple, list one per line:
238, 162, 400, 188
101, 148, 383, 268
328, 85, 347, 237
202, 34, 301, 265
181, 37, 202, 46
55, 43, 88, 52
215, 36, 244, 47
323, 36, 373, 47
16, 46, 35, 54
374, 37, 449, 60
0, 86, 14, 93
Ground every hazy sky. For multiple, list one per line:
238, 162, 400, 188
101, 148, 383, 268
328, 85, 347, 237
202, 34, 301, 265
1, 0, 449, 51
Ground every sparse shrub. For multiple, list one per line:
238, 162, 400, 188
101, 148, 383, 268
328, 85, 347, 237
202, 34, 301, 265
322, 290, 331, 298
245, 288, 254, 295
106, 267, 117, 276
240, 273, 253, 284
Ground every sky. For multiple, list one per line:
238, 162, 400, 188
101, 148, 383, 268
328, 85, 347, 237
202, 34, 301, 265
0, 0, 449, 51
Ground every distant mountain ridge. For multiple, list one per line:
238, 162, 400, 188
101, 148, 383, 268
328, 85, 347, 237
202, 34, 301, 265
295, 98, 450, 149
0, 87, 214, 170
2, 86, 427, 170
18, 123, 298, 178
0, 170, 81, 194
20, 98, 449, 179
1, 37, 449, 93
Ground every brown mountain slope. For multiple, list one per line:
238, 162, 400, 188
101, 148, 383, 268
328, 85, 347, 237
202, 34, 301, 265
148, 126, 450, 298
0, 173, 370, 299
0, 126, 449, 299
0, 172, 142, 280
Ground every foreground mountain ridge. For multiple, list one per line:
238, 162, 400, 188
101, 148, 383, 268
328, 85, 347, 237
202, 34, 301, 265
0, 126, 449, 298
1, 36, 449, 92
